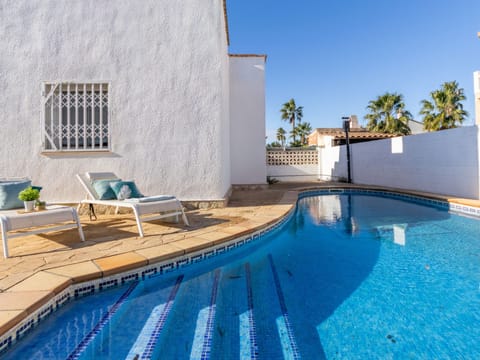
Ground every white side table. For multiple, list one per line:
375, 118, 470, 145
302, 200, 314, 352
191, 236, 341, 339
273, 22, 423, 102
0, 205, 85, 258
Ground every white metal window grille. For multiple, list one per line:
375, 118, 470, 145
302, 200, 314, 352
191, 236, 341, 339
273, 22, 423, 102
42, 82, 110, 151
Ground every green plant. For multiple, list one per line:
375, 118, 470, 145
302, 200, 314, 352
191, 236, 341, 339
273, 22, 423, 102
420, 81, 468, 131
365, 92, 412, 135
280, 99, 303, 143
36, 200, 46, 206
18, 187, 40, 201
267, 176, 279, 185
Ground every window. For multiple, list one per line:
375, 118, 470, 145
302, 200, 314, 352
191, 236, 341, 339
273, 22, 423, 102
42, 82, 109, 151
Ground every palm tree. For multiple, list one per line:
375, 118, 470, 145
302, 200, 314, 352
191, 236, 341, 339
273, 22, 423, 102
289, 127, 302, 147
365, 92, 412, 135
280, 99, 303, 142
276, 127, 287, 149
420, 81, 468, 131
295, 122, 313, 146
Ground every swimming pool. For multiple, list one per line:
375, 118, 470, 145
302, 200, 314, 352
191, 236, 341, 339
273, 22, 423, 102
3, 193, 480, 359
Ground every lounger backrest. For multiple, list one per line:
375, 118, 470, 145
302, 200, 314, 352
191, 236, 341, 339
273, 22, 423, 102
77, 172, 120, 200
86, 172, 119, 182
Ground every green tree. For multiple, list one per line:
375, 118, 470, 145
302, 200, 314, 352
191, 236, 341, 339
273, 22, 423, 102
295, 122, 312, 146
420, 81, 468, 131
289, 126, 302, 147
280, 99, 303, 143
267, 141, 281, 148
365, 92, 412, 135
276, 127, 287, 149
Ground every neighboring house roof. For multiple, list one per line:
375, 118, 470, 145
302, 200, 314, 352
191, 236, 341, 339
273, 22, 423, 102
229, 54, 268, 62
407, 119, 425, 135
309, 128, 396, 141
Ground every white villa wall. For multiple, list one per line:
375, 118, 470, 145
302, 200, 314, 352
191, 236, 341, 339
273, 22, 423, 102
0, 0, 231, 202
474, 71, 480, 125
267, 165, 319, 182
321, 126, 480, 199
229, 56, 267, 185
266, 149, 320, 182
318, 146, 348, 181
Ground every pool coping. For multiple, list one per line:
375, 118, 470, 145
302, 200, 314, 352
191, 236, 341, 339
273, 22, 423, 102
1, 184, 479, 353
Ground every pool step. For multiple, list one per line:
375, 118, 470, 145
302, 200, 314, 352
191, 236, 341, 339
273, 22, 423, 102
126, 275, 184, 359
156, 256, 303, 359
62, 254, 306, 359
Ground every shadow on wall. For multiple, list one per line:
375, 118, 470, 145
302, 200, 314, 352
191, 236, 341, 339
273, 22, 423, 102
325, 145, 348, 182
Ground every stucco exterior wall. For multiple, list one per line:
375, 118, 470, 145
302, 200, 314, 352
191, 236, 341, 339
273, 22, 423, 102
318, 146, 348, 181
474, 71, 480, 125
0, 0, 230, 202
229, 56, 267, 185
267, 165, 319, 182
321, 126, 480, 199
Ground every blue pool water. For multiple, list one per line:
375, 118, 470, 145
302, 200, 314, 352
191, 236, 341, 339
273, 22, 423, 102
3, 193, 480, 359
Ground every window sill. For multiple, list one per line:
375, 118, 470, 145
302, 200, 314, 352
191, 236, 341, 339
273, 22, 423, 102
41, 150, 114, 157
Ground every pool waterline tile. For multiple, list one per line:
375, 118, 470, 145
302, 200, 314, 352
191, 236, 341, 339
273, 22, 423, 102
1, 183, 479, 354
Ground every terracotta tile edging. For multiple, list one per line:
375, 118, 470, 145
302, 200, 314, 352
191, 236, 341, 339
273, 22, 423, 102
0, 198, 297, 347
1, 185, 479, 352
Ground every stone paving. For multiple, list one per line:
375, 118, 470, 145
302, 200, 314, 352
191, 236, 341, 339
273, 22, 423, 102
1, 181, 479, 337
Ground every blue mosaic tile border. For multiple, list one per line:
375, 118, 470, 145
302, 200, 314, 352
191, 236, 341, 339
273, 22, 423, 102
0, 336, 12, 354
66, 281, 138, 360
15, 319, 35, 340
245, 263, 258, 360
0, 207, 295, 355
4, 188, 478, 355
298, 188, 480, 217
200, 269, 221, 360
74, 285, 95, 298
3, 187, 477, 355
56, 293, 71, 308
268, 254, 301, 359
137, 275, 184, 359
37, 305, 54, 323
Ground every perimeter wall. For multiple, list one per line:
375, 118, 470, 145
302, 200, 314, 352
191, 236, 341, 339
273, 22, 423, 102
323, 126, 480, 199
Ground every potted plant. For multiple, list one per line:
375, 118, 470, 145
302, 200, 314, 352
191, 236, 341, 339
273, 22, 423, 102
36, 200, 47, 211
18, 187, 40, 212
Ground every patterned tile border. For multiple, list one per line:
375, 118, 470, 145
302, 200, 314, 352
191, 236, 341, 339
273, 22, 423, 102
268, 254, 300, 359
134, 275, 184, 360
298, 188, 480, 218
200, 269, 221, 360
0, 206, 295, 355
66, 281, 139, 360
1, 187, 479, 354
245, 263, 258, 360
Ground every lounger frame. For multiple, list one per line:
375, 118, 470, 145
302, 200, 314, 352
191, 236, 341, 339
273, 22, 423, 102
76, 173, 189, 237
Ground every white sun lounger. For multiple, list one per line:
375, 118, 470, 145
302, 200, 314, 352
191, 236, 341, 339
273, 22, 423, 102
76, 172, 189, 237
0, 205, 85, 258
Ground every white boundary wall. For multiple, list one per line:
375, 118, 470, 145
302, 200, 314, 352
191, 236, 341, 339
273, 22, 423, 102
230, 56, 267, 185
267, 149, 319, 182
321, 126, 480, 199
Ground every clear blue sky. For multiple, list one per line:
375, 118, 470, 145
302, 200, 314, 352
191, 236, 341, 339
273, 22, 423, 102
227, 0, 480, 143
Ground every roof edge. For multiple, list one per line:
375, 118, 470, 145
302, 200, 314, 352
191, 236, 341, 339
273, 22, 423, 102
229, 53, 268, 62
223, 0, 230, 46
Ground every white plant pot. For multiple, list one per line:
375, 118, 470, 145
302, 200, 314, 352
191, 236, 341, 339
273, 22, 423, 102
24, 200, 36, 212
